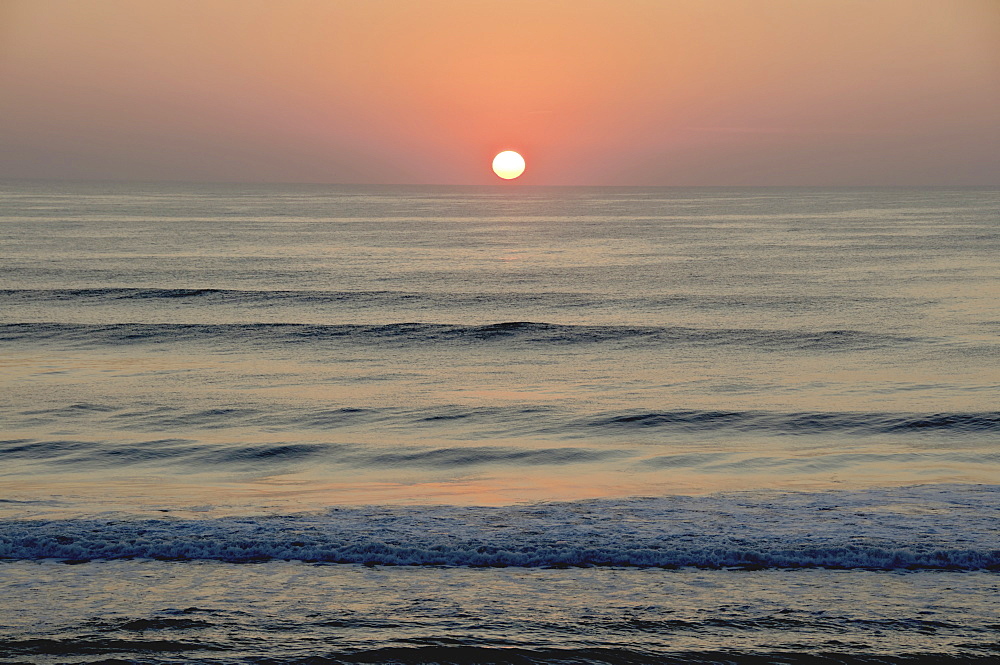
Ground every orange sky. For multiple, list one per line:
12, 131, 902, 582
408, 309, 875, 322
1, 0, 998, 185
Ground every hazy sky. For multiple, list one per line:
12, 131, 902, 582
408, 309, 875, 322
2, 0, 998, 185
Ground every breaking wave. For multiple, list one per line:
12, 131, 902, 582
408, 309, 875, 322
1, 485, 996, 570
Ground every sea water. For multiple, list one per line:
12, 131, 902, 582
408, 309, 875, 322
1, 182, 997, 663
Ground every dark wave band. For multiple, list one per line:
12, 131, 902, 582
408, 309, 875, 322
0, 287, 912, 312
5, 403, 998, 440
0, 321, 915, 351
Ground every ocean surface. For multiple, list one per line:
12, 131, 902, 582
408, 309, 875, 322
1, 181, 998, 663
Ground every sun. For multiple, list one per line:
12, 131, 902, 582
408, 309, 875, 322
492, 151, 525, 180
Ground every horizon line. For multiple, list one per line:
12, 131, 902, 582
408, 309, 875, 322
2, 177, 997, 190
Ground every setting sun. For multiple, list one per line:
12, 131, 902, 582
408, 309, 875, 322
492, 151, 526, 180
1, 2, 998, 660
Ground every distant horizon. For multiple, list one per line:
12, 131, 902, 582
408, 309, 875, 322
4, 176, 998, 190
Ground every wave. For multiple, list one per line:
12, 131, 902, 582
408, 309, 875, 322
1, 485, 997, 569
0, 321, 915, 351
6, 404, 998, 439
0, 287, 914, 313
576, 409, 1000, 436
0, 636, 216, 657
1, 642, 993, 664
0, 438, 626, 469
4, 437, 998, 478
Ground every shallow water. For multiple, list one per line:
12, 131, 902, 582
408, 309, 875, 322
1, 182, 998, 662
2, 562, 998, 664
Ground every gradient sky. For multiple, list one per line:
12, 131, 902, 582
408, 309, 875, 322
2, 0, 998, 185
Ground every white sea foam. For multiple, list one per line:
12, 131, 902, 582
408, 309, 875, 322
2, 485, 996, 569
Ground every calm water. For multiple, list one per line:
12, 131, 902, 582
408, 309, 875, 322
1, 182, 998, 663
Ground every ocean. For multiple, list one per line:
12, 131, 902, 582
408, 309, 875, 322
1, 181, 998, 663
